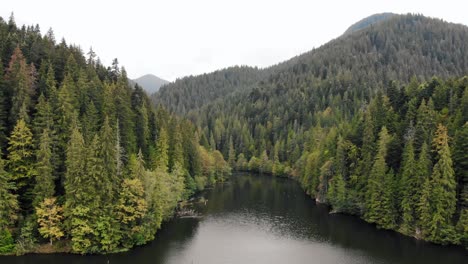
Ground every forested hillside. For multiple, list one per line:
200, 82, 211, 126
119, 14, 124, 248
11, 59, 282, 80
153, 66, 264, 114
0, 15, 230, 255
153, 14, 468, 247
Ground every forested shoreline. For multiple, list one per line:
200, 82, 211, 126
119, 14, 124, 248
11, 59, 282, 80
236, 77, 468, 247
154, 14, 468, 248
0, 15, 230, 255
2, 11, 468, 256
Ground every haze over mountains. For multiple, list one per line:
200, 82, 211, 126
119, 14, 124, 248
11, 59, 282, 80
132, 74, 169, 94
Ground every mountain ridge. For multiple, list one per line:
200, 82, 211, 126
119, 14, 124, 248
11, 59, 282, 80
132, 73, 169, 94
343, 12, 397, 35
153, 13, 468, 115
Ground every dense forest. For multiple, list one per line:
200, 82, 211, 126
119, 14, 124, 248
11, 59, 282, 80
153, 14, 468, 247
0, 14, 230, 255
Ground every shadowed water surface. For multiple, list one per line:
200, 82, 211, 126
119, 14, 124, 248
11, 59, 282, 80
3, 173, 468, 264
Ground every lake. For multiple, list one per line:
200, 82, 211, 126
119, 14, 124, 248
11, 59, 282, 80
3, 172, 467, 264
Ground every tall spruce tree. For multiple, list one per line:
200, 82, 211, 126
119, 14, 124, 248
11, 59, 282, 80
154, 127, 169, 172
0, 157, 19, 229
0, 156, 17, 254
6, 46, 33, 126
99, 116, 118, 204
33, 129, 55, 207
7, 119, 35, 211
228, 136, 236, 168
0, 60, 7, 149
399, 139, 418, 235
453, 124, 468, 209
420, 124, 457, 244
365, 126, 396, 229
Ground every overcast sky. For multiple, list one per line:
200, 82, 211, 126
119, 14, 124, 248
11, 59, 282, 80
1, 0, 467, 81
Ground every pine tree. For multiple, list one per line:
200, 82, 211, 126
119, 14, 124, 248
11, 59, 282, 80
32, 94, 53, 141
259, 150, 270, 174
169, 124, 184, 172
33, 129, 55, 207
6, 46, 33, 125
99, 116, 118, 204
236, 153, 248, 170
44, 63, 57, 98
135, 102, 149, 159
453, 124, 468, 209
209, 133, 216, 151
399, 139, 418, 235
457, 209, 468, 248
271, 141, 281, 175
0, 158, 19, 229
414, 99, 436, 151
358, 109, 375, 201
328, 174, 346, 211
129, 150, 146, 180
0, 60, 7, 149
228, 136, 236, 168
55, 76, 78, 177
365, 127, 396, 229
82, 101, 99, 143
420, 124, 457, 244
415, 142, 432, 233
64, 124, 87, 214
65, 125, 101, 253
7, 119, 35, 211
154, 127, 169, 172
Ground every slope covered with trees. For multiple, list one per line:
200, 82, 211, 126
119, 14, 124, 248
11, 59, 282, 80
0, 15, 230, 255
153, 66, 265, 115
152, 14, 468, 247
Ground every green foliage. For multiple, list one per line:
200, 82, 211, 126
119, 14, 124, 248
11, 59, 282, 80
420, 125, 457, 244
154, 127, 169, 172
6, 46, 33, 125
33, 129, 55, 207
0, 228, 15, 254
15, 217, 37, 255
399, 139, 418, 235
116, 178, 147, 248
364, 127, 397, 229
453, 124, 468, 209
7, 119, 35, 211
457, 209, 468, 248
0, 158, 18, 229
11, 11, 468, 253
0, 17, 226, 254
36, 197, 64, 245
328, 174, 347, 211
149, 14, 468, 248
69, 205, 94, 254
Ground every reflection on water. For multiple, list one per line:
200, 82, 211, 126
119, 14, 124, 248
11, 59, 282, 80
2, 173, 468, 264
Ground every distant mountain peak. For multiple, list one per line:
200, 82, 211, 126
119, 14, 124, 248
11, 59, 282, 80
343, 13, 397, 35
132, 74, 169, 95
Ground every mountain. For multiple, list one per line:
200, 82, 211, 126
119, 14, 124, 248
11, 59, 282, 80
153, 66, 263, 114
154, 14, 468, 116
343, 12, 397, 35
152, 13, 468, 247
133, 74, 169, 94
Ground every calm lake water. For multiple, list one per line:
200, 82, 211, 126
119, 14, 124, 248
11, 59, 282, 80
3, 173, 468, 264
